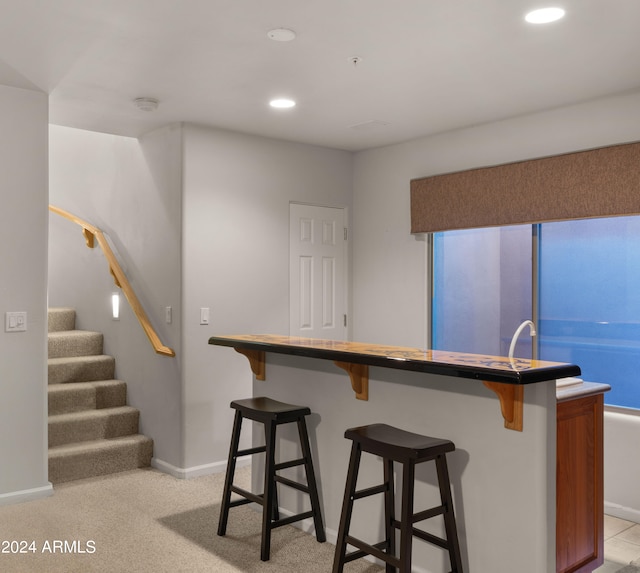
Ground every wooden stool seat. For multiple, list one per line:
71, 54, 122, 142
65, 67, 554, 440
217, 396, 325, 561
333, 423, 464, 573
230, 396, 311, 422
345, 423, 455, 461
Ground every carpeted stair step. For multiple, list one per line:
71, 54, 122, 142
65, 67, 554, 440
48, 330, 103, 358
48, 435, 154, 484
48, 355, 116, 384
48, 307, 76, 333
48, 380, 127, 415
46, 307, 154, 483
49, 406, 141, 448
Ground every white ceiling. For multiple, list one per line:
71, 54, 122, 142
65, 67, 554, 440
1, 0, 640, 151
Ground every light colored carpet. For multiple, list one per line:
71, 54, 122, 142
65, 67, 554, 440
2, 466, 634, 572
0, 466, 382, 573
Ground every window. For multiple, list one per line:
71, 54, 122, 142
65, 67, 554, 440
432, 216, 640, 409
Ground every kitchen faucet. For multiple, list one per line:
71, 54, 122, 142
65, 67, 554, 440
508, 320, 536, 361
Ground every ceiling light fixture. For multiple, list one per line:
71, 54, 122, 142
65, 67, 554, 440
133, 97, 159, 112
267, 28, 296, 42
525, 7, 565, 23
269, 98, 296, 109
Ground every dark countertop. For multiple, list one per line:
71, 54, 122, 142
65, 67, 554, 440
209, 334, 581, 385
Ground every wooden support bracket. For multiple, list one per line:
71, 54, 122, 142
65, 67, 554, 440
483, 381, 524, 431
235, 348, 266, 380
82, 228, 95, 249
334, 361, 369, 400
109, 266, 122, 288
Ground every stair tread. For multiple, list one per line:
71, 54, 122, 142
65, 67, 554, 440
48, 329, 102, 336
49, 405, 138, 423
48, 354, 116, 385
48, 330, 104, 358
49, 434, 152, 455
48, 379, 125, 391
48, 354, 113, 364
48, 435, 154, 484
48, 380, 127, 414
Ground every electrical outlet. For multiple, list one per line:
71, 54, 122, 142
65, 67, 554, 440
5, 311, 27, 332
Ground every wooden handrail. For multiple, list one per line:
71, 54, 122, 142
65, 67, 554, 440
49, 205, 176, 357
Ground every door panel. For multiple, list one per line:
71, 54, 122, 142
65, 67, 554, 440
290, 203, 346, 340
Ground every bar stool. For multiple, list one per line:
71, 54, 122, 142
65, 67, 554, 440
217, 396, 326, 561
332, 423, 464, 573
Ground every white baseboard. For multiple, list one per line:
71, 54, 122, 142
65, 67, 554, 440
605, 501, 640, 524
151, 456, 251, 480
0, 483, 53, 507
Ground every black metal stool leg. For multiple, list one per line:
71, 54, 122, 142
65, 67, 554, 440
399, 460, 415, 573
383, 458, 396, 573
297, 417, 326, 542
436, 455, 464, 573
261, 419, 278, 561
218, 410, 243, 536
332, 441, 362, 573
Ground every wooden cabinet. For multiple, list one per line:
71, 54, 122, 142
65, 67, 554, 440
556, 393, 604, 573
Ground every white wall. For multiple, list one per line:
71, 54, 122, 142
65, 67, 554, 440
604, 408, 640, 522
48, 123, 353, 477
48, 124, 183, 469
352, 91, 640, 518
181, 124, 353, 473
0, 85, 49, 504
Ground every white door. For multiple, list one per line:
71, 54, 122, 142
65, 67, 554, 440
290, 203, 347, 340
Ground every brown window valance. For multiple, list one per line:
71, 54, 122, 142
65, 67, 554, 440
410, 140, 640, 233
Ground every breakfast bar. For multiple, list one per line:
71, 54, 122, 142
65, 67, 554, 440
209, 334, 609, 573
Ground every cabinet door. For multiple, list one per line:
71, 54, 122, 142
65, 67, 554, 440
556, 394, 604, 573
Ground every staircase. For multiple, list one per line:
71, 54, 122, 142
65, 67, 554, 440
48, 307, 153, 484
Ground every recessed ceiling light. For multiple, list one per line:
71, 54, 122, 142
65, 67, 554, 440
525, 7, 566, 24
269, 98, 296, 109
267, 28, 296, 42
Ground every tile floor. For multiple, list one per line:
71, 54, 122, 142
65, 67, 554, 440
594, 515, 640, 572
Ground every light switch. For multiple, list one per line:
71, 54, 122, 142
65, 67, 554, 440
200, 307, 210, 325
165, 306, 172, 324
5, 311, 27, 332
